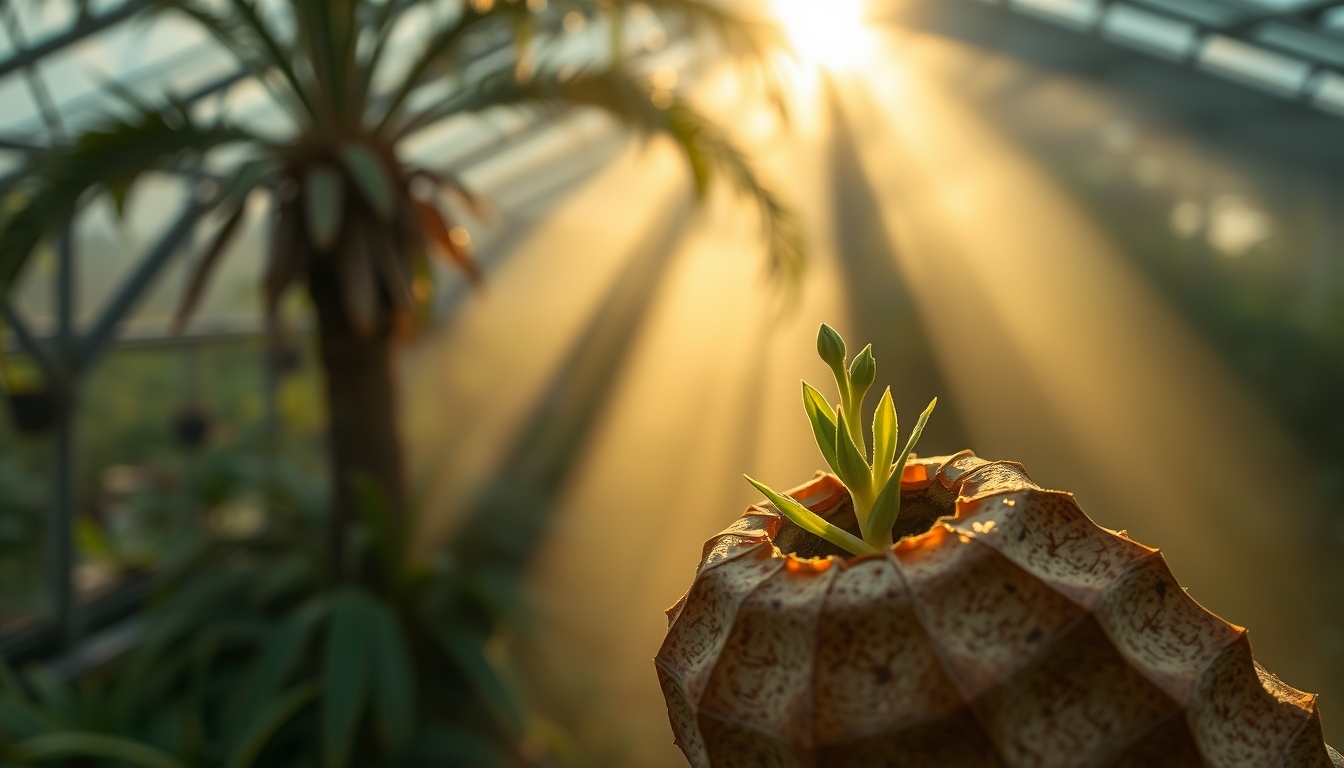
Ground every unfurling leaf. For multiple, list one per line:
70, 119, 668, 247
863, 469, 901, 547
801, 381, 839, 476
339, 144, 395, 220
744, 475, 876, 556
871, 387, 897, 485
834, 410, 871, 502
304, 165, 343, 251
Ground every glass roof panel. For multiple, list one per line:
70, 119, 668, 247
11, 0, 78, 44
0, 76, 39, 134
1253, 22, 1344, 68
981, 0, 1344, 121
1131, 0, 1246, 27
1102, 4, 1200, 60
1199, 34, 1313, 95
1235, 0, 1322, 9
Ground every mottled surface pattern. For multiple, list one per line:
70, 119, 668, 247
655, 452, 1340, 767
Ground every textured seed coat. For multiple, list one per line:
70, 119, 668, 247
656, 451, 1344, 768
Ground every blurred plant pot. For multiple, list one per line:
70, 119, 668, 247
656, 452, 1343, 767
172, 405, 211, 450
6, 389, 58, 434
266, 343, 301, 376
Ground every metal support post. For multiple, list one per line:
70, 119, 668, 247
50, 232, 77, 648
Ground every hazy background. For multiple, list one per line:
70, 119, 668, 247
3, 0, 1344, 763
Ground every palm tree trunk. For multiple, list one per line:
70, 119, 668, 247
308, 259, 405, 579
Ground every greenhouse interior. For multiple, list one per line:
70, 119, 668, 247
2, 0, 1344, 765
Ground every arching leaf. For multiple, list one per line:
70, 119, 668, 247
13, 732, 185, 768
801, 381, 839, 476
323, 589, 372, 768
368, 602, 415, 754
744, 475, 876, 557
224, 681, 320, 768
173, 203, 248, 334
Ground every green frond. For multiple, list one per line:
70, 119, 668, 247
662, 101, 804, 284
636, 0, 786, 61
417, 65, 804, 283
161, 0, 318, 123
0, 109, 253, 298
374, 3, 526, 137
292, 0, 363, 126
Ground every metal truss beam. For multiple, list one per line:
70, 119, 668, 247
0, 0, 150, 81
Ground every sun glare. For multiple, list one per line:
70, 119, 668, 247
772, 0, 874, 69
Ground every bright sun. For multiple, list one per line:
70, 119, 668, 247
772, 0, 874, 69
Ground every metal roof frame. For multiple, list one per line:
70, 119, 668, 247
977, 0, 1344, 116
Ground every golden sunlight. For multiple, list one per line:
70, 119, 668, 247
771, 0, 874, 69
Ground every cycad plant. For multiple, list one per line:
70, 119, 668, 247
0, 478, 580, 767
0, 0, 799, 567
745, 324, 937, 556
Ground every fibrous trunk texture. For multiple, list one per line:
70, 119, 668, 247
656, 451, 1342, 768
309, 259, 405, 574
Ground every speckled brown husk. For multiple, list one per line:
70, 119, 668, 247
655, 451, 1343, 768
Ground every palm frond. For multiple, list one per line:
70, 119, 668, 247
0, 109, 253, 298
664, 101, 804, 283
373, 3, 528, 137
173, 154, 274, 335
405, 66, 804, 282
292, 0, 362, 126
162, 0, 318, 124
554, 0, 790, 113
352, 0, 406, 118
634, 0, 786, 60
173, 203, 248, 335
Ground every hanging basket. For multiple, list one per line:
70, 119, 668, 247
5, 389, 58, 434
172, 404, 211, 450
656, 451, 1342, 767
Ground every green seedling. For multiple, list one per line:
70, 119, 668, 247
745, 324, 937, 556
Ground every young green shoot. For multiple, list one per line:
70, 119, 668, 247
745, 324, 937, 556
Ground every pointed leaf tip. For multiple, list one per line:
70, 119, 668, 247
872, 387, 897, 483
